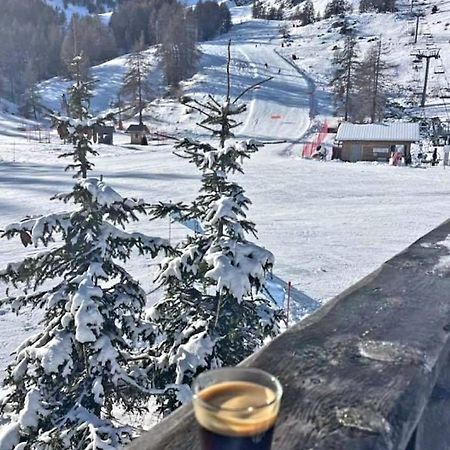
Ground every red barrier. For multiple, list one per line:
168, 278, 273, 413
302, 121, 328, 158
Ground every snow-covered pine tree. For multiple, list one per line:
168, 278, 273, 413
146, 42, 283, 414
66, 54, 95, 122
0, 55, 170, 450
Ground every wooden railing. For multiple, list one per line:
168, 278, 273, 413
128, 219, 450, 450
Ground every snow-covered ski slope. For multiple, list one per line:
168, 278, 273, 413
2, 4, 450, 375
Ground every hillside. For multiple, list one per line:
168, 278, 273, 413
37, 0, 450, 128
44, 0, 119, 16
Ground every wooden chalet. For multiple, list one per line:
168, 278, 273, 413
335, 122, 420, 163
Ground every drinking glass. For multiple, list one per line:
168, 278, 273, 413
192, 367, 283, 450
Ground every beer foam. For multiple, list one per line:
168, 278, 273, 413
193, 381, 279, 437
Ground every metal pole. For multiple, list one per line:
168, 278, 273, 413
414, 15, 420, 45
421, 56, 431, 107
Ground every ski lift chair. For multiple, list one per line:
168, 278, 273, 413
440, 88, 450, 99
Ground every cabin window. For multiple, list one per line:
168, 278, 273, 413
373, 147, 389, 155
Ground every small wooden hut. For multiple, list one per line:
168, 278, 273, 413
335, 122, 420, 163
126, 123, 150, 145
94, 125, 114, 145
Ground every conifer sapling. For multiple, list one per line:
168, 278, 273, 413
0, 55, 170, 450
146, 42, 283, 413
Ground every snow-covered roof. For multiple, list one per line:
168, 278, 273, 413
336, 123, 420, 143
126, 124, 149, 133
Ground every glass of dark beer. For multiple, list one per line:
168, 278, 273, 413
192, 368, 283, 450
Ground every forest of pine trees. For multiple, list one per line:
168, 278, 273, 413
331, 34, 391, 122
253, 0, 395, 20
0, 0, 232, 106
110, 0, 232, 51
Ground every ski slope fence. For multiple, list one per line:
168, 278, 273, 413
302, 122, 328, 158
26, 127, 51, 143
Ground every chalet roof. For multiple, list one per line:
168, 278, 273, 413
97, 125, 114, 133
336, 122, 420, 142
126, 123, 149, 133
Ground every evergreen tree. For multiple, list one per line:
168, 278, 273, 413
146, 42, 283, 414
301, 0, 315, 25
66, 54, 95, 123
360, 0, 396, 13
194, 1, 232, 41
324, 0, 352, 18
219, 3, 233, 34
121, 38, 153, 124
61, 14, 118, 73
0, 57, 170, 450
252, 0, 263, 18
330, 34, 359, 121
353, 41, 391, 123
20, 83, 43, 121
159, 7, 198, 87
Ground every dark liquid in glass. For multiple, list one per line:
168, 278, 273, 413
199, 425, 274, 450
195, 381, 278, 450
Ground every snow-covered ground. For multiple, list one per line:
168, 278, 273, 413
1, 3, 450, 378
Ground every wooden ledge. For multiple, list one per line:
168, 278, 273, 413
128, 219, 450, 450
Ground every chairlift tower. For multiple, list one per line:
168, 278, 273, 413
411, 48, 440, 107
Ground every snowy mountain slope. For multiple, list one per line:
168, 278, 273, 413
257, 0, 361, 16
38, 48, 161, 114
0, 100, 42, 141
44, 0, 118, 18
39, 0, 450, 125
10, 2, 450, 312
273, 0, 450, 120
